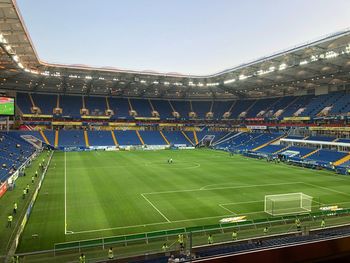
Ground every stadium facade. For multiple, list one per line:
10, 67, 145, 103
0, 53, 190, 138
0, 0, 350, 262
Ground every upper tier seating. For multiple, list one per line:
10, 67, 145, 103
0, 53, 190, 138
171, 101, 191, 119
16, 93, 32, 114
31, 93, 57, 115
130, 99, 152, 117
16, 91, 350, 119
85, 97, 107, 116
60, 95, 82, 117
108, 98, 130, 119
150, 100, 173, 119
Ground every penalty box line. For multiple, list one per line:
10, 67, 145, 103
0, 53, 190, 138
141, 193, 171, 223
142, 182, 305, 196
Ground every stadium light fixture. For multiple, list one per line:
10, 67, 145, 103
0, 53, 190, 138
153, 81, 159, 84
85, 76, 92, 80
207, 82, 219, 87
325, 51, 338, 59
4, 44, 11, 52
310, 55, 318, 62
299, 60, 308, 65
140, 80, 146, 84
224, 79, 235, 84
41, 71, 50, 76
239, 74, 248, 80
279, 63, 287, 70
163, 81, 170, 85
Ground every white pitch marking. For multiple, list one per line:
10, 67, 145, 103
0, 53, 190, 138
64, 151, 67, 235
302, 182, 350, 197
200, 181, 304, 191
141, 193, 171, 223
218, 204, 236, 215
220, 200, 264, 206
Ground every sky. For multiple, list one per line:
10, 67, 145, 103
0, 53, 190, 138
17, 0, 350, 76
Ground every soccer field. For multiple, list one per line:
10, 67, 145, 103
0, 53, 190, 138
17, 149, 350, 253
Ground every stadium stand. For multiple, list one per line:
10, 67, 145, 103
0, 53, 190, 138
0, 132, 36, 182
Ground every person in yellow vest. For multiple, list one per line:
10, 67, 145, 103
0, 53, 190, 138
263, 227, 269, 235
12, 255, 19, 263
13, 202, 17, 215
162, 243, 168, 252
7, 214, 13, 228
22, 188, 26, 199
321, 218, 326, 228
79, 253, 86, 263
31, 176, 35, 184
35, 170, 38, 177
295, 218, 301, 231
26, 184, 30, 194
232, 230, 238, 240
178, 234, 184, 248
108, 247, 114, 260
207, 234, 213, 244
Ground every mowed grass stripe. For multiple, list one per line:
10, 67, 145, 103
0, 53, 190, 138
16, 149, 350, 253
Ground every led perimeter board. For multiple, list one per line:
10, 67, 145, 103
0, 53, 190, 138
0, 97, 15, 116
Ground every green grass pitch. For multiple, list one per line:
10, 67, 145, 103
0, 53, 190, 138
17, 149, 350, 253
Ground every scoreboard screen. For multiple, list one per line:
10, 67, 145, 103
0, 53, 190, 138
0, 97, 15, 116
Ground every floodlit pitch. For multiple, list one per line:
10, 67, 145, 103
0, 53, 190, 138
17, 149, 350, 253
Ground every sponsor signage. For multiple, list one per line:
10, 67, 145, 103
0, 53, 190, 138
22, 114, 53, 118
0, 183, 7, 198
283, 117, 310, 121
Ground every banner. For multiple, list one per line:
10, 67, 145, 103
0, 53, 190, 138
22, 114, 53, 118
81, 115, 110, 119
309, 126, 350, 132
283, 117, 310, 121
247, 125, 267, 130
0, 183, 7, 198
52, 121, 82, 126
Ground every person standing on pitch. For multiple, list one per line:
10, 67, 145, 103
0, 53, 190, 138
79, 253, 86, 263
321, 218, 326, 228
108, 247, 114, 260
208, 234, 213, 244
232, 230, 238, 240
22, 188, 26, 199
13, 202, 17, 215
263, 227, 269, 235
7, 214, 13, 228
31, 176, 35, 184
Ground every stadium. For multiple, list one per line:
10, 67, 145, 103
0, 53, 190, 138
1, 0, 350, 262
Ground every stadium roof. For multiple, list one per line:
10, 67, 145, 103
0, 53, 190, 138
0, 0, 350, 99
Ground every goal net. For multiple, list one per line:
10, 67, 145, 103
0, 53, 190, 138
264, 193, 313, 216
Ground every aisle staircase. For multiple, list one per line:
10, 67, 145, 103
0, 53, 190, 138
136, 130, 145, 145
39, 130, 50, 145
159, 131, 170, 145
111, 131, 118, 146
84, 130, 90, 147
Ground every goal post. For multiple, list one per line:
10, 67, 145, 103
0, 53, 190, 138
264, 193, 313, 216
